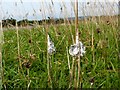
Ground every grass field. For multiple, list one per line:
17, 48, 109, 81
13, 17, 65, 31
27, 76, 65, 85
2, 16, 119, 88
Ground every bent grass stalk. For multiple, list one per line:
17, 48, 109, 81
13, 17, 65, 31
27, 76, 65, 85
75, 0, 81, 88
46, 28, 53, 88
16, 21, 22, 72
69, 0, 82, 88
41, 1, 53, 88
69, 57, 75, 88
66, 41, 70, 72
0, 20, 3, 90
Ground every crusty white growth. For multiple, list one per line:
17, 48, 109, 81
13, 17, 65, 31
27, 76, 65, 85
47, 34, 56, 55
69, 41, 85, 57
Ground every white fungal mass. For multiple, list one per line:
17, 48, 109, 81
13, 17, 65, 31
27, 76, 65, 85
47, 35, 56, 55
69, 41, 85, 57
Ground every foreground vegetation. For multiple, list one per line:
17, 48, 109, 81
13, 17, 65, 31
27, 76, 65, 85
2, 17, 119, 88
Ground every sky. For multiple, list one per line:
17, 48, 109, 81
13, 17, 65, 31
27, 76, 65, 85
0, 0, 119, 21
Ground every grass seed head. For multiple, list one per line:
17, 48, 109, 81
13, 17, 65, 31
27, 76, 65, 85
30, 53, 36, 60
96, 28, 101, 34
22, 59, 31, 68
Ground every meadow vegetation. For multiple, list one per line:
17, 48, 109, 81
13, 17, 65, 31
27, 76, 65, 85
2, 16, 119, 88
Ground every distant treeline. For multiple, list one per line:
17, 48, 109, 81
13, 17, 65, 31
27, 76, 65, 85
2, 15, 118, 28
2, 18, 66, 27
2, 16, 89, 27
